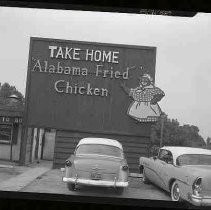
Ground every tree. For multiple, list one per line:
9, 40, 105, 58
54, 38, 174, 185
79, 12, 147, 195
150, 115, 206, 152
206, 137, 211, 150
206, 137, 211, 145
0, 82, 24, 105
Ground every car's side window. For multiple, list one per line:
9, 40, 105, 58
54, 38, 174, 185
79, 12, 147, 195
158, 149, 167, 160
158, 149, 173, 164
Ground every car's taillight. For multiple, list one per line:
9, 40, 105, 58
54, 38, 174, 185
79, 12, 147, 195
192, 177, 202, 196
122, 165, 129, 171
65, 160, 72, 167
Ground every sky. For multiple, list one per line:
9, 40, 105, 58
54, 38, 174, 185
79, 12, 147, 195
0, 7, 211, 140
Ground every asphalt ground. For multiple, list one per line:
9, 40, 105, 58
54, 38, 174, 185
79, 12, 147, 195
0, 167, 50, 191
0, 163, 31, 182
0, 160, 52, 190
20, 169, 171, 201
0, 160, 171, 201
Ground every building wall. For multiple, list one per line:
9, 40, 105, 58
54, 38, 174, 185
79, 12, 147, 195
53, 130, 150, 173
0, 124, 22, 161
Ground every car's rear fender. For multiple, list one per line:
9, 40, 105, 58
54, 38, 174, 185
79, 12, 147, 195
118, 159, 129, 181
64, 155, 76, 177
118, 168, 128, 182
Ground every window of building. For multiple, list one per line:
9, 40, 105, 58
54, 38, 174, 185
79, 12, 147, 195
0, 123, 13, 144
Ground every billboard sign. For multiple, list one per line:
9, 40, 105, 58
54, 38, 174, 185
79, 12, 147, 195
26, 37, 163, 135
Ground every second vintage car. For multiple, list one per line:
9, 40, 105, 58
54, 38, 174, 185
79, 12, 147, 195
139, 146, 211, 206
62, 137, 129, 194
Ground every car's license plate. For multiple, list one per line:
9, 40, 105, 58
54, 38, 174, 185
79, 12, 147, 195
91, 172, 102, 180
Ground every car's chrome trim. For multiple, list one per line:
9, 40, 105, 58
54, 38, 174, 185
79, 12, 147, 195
188, 193, 211, 206
63, 177, 128, 187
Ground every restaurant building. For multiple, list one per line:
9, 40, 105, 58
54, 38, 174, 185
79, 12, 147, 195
0, 95, 56, 164
0, 96, 23, 162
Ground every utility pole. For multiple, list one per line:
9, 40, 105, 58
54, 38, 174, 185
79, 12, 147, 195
160, 113, 166, 148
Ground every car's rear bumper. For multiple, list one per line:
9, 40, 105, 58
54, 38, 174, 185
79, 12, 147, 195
63, 177, 128, 188
188, 194, 211, 206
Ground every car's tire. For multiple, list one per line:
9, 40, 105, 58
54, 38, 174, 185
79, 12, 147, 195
67, 183, 76, 191
142, 168, 150, 184
115, 187, 124, 195
171, 181, 181, 202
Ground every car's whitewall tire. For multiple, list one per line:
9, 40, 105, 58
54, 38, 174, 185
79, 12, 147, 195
171, 181, 181, 202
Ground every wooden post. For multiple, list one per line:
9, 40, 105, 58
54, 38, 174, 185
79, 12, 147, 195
10, 124, 14, 161
19, 125, 28, 165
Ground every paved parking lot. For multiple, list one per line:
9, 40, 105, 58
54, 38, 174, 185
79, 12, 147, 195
0, 161, 171, 202
20, 169, 171, 201
0, 164, 29, 182
0, 160, 52, 191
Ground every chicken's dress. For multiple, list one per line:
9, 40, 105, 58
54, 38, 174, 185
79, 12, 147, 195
128, 84, 164, 122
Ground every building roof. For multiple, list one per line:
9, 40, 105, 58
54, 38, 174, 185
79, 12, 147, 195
162, 146, 211, 161
77, 138, 123, 150
0, 104, 23, 117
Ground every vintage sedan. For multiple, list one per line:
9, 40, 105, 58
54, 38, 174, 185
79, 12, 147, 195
62, 137, 129, 194
139, 146, 211, 206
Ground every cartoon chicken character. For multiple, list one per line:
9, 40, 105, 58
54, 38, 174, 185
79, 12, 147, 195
121, 74, 165, 122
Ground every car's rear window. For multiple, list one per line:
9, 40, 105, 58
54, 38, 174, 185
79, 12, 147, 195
176, 154, 211, 166
75, 144, 123, 158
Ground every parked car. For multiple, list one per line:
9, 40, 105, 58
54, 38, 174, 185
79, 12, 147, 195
139, 146, 211, 206
62, 137, 129, 194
